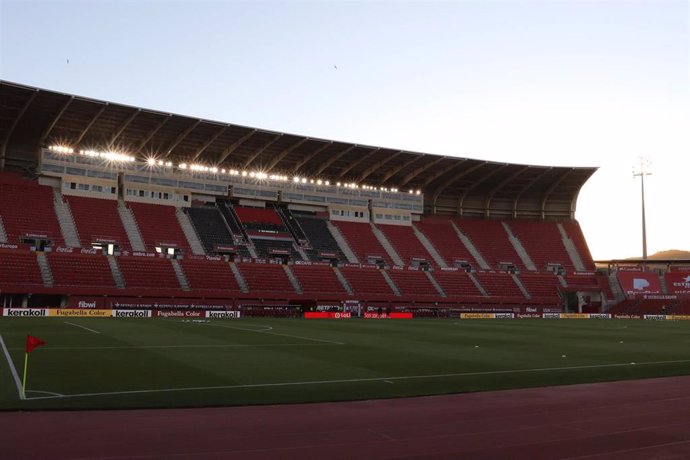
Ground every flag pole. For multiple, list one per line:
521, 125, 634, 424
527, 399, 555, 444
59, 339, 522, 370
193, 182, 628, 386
21, 352, 28, 400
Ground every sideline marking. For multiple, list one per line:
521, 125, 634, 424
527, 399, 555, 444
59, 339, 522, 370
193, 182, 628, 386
210, 322, 344, 345
0, 334, 24, 400
64, 322, 100, 334
8, 343, 339, 351
25, 358, 690, 401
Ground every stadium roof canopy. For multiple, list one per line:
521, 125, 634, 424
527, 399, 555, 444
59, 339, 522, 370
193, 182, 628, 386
0, 80, 596, 219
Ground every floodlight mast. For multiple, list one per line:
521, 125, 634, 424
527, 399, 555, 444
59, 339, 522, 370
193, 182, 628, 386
632, 157, 651, 265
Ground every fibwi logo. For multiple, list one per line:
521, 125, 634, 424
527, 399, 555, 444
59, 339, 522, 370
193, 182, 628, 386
633, 278, 650, 290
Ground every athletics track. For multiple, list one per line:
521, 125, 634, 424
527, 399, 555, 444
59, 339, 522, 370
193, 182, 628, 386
2, 375, 690, 459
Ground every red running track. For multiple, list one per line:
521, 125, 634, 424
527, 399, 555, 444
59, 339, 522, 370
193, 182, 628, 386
2, 376, 690, 459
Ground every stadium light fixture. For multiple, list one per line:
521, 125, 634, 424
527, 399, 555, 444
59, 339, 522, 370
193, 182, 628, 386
80, 149, 135, 163
49, 145, 74, 154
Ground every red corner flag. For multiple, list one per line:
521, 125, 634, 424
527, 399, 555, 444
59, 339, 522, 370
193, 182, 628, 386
25, 335, 46, 354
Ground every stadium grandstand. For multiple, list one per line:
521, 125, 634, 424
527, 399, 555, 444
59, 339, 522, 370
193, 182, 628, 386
1, 79, 688, 316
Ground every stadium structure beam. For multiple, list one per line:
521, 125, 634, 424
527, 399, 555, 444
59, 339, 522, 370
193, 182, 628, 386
421, 159, 468, 189
73, 104, 108, 147
313, 144, 357, 176
266, 137, 309, 171
162, 119, 201, 158
40, 95, 73, 146
190, 124, 229, 161
356, 150, 403, 184
217, 129, 256, 164
336, 148, 380, 181
455, 164, 508, 215
427, 161, 484, 212
291, 141, 333, 174
0, 90, 38, 170
136, 114, 170, 154
540, 168, 573, 219
381, 154, 425, 184
512, 167, 553, 218
484, 166, 530, 217
243, 133, 283, 169
108, 108, 141, 148
397, 155, 447, 189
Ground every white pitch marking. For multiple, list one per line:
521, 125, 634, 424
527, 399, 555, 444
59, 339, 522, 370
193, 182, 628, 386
0, 334, 24, 400
9, 343, 339, 351
210, 322, 344, 345
64, 322, 100, 334
26, 389, 64, 397
24, 358, 690, 401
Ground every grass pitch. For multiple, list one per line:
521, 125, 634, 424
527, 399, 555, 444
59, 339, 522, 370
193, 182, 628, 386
1, 318, 690, 410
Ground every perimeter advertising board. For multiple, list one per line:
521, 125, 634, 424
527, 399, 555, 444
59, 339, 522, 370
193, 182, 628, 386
50, 309, 112, 317
2, 308, 50, 317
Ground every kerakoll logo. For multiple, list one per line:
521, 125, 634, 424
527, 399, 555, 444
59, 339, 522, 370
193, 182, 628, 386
113, 310, 151, 318
3, 308, 48, 317
205, 311, 241, 319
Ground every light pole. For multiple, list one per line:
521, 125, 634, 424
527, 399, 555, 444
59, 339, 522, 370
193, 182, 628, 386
633, 157, 651, 263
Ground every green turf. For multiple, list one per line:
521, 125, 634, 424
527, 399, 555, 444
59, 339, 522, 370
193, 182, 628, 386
1, 318, 690, 410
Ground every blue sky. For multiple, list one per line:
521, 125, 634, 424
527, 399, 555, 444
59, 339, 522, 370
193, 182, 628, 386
1, 0, 688, 259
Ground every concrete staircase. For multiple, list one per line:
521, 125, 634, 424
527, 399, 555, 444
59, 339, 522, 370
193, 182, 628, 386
333, 267, 354, 295
53, 190, 81, 248
511, 273, 531, 299
412, 223, 448, 268
557, 274, 568, 288
371, 223, 404, 267
170, 258, 190, 291
381, 270, 401, 296
176, 209, 205, 256
503, 222, 536, 271
326, 221, 358, 263
246, 242, 259, 259
107, 255, 126, 288
426, 271, 446, 297
117, 201, 147, 252
293, 243, 310, 262
36, 253, 54, 287
450, 221, 491, 270
557, 223, 586, 272
0, 216, 7, 243
230, 262, 249, 293
608, 272, 625, 302
467, 272, 488, 296
283, 265, 303, 294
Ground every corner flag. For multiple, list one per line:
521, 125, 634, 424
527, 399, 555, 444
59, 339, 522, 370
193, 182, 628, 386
25, 335, 46, 353
22, 335, 46, 399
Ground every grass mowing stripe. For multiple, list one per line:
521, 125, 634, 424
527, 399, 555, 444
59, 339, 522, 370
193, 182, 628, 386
0, 335, 24, 400
208, 322, 345, 345
63, 321, 100, 334
25, 358, 690, 401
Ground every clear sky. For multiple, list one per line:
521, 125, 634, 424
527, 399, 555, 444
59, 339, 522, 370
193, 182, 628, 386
1, 0, 688, 260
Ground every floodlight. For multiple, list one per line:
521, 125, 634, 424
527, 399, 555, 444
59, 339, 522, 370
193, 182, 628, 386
147, 158, 156, 166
